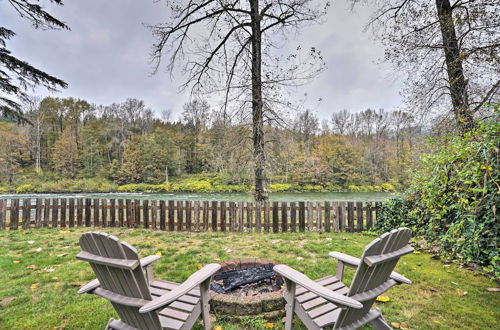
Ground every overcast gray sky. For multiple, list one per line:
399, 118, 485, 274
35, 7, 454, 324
0, 0, 403, 119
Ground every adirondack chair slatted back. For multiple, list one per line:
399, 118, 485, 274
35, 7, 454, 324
78, 232, 162, 329
334, 228, 412, 329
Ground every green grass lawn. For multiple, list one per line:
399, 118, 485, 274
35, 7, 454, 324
0, 228, 498, 329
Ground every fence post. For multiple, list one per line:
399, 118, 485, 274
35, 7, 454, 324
68, 198, 75, 227
10, 199, 19, 230
272, 202, 279, 233
35, 198, 43, 228
281, 202, 288, 232
22, 198, 31, 229
0, 200, 5, 230
324, 201, 331, 232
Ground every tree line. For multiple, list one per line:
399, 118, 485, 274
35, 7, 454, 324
0, 96, 425, 192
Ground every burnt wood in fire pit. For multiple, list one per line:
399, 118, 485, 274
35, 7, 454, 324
211, 263, 283, 293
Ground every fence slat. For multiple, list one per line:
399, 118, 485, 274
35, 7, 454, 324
220, 201, 227, 232
324, 201, 331, 232
356, 202, 363, 232
43, 198, 51, 227
92, 199, 99, 227
125, 199, 132, 227
186, 201, 192, 232
167, 200, 174, 231
211, 201, 217, 232
238, 202, 244, 232
193, 201, 200, 232
229, 202, 236, 232
22, 198, 31, 229
60, 198, 67, 228
160, 200, 166, 230
307, 202, 313, 231
347, 202, 354, 232
290, 202, 297, 232
77, 199, 83, 227
281, 202, 288, 232
332, 202, 339, 232
10, 199, 19, 229
255, 202, 261, 233
203, 201, 209, 231
0, 200, 5, 230
264, 202, 270, 233
101, 199, 107, 228
151, 200, 157, 229
177, 201, 184, 231
51, 198, 59, 228
366, 202, 373, 229
316, 202, 322, 231
117, 199, 124, 227
143, 200, 149, 229
272, 202, 279, 233
299, 201, 305, 232
134, 200, 141, 228
338, 202, 345, 231
35, 198, 43, 228
246, 202, 252, 232
110, 199, 116, 227
68, 199, 75, 228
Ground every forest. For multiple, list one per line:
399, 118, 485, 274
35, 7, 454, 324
0, 96, 424, 193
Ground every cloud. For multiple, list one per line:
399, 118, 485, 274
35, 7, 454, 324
0, 0, 403, 120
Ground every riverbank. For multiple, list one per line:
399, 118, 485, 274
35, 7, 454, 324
1, 177, 396, 195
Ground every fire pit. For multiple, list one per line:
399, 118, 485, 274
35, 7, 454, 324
209, 259, 285, 319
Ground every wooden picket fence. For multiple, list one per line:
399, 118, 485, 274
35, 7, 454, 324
0, 198, 381, 233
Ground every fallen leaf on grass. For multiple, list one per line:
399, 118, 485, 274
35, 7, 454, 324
214, 326, 222, 330
155, 252, 162, 257
41, 267, 55, 273
296, 257, 304, 261
325, 237, 332, 241
263, 323, 275, 328
35, 247, 42, 252
486, 288, 500, 292
376, 295, 390, 302
12, 260, 21, 264
400, 322, 410, 329
70, 282, 86, 287
26, 264, 37, 269
30, 283, 39, 289
57, 253, 68, 257
456, 288, 468, 296
391, 322, 401, 328
27, 240, 35, 245
428, 286, 439, 292
412, 251, 421, 254
197, 264, 203, 270
0, 297, 17, 306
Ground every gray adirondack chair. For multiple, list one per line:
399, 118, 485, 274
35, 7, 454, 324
76, 232, 221, 330
274, 228, 413, 330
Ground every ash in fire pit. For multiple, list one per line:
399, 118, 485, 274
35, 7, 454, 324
210, 263, 284, 297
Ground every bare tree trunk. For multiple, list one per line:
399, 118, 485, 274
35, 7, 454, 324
435, 0, 474, 133
250, 0, 269, 202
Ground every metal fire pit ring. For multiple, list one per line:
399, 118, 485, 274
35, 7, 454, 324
209, 259, 286, 319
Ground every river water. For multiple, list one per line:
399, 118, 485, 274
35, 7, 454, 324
0, 191, 393, 202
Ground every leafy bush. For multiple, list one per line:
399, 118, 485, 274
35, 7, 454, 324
0, 187, 9, 194
117, 183, 168, 193
15, 184, 36, 194
380, 183, 395, 192
376, 113, 499, 276
268, 183, 292, 192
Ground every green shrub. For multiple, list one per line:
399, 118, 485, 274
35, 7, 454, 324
15, 184, 36, 194
268, 183, 292, 192
380, 183, 395, 192
376, 112, 499, 276
118, 183, 168, 193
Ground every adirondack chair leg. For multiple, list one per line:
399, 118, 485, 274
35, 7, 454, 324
283, 278, 296, 330
200, 278, 211, 330
369, 313, 392, 330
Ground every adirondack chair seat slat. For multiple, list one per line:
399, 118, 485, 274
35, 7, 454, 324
276, 228, 413, 330
364, 245, 414, 266
150, 280, 201, 297
76, 251, 140, 269
77, 232, 218, 330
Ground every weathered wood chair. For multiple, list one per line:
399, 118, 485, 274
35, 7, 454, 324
274, 228, 413, 330
76, 231, 221, 330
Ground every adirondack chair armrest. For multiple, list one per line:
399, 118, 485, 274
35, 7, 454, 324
140, 255, 161, 268
329, 252, 412, 285
273, 264, 363, 310
139, 263, 221, 313
78, 278, 100, 294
